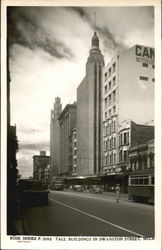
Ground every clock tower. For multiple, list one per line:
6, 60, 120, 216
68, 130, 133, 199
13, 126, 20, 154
50, 97, 62, 178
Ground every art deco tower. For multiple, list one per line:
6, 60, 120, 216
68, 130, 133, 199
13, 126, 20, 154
77, 32, 105, 176
50, 97, 62, 178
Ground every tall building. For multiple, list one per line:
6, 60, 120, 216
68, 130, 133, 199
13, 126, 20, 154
68, 128, 77, 176
58, 103, 77, 176
50, 97, 62, 178
33, 151, 50, 182
103, 45, 154, 191
77, 32, 105, 176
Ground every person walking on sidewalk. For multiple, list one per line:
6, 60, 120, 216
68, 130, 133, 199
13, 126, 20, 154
115, 184, 120, 203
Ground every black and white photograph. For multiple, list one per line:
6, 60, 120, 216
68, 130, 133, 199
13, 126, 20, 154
1, 0, 161, 249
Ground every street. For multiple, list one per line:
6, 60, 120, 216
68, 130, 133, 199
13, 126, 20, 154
22, 190, 154, 237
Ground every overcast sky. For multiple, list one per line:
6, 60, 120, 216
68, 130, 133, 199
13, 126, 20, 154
8, 6, 154, 178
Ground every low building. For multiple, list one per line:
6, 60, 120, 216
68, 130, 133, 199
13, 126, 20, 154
129, 139, 154, 172
102, 120, 154, 193
33, 151, 50, 184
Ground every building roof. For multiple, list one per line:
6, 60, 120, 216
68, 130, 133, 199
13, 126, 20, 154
58, 103, 77, 121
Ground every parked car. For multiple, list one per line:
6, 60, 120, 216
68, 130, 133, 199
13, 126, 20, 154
73, 185, 84, 192
89, 185, 103, 194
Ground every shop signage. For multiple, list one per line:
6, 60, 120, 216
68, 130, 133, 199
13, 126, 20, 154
135, 45, 154, 65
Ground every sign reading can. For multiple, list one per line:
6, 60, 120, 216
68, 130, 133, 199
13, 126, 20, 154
135, 45, 154, 65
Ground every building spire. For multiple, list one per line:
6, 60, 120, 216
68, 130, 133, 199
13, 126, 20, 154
91, 31, 99, 50
94, 11, 96, 32
90, 11, 99, 51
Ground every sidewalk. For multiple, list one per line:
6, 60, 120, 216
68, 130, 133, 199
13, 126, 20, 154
103, 191, 129, 201
64, 188, 129, 201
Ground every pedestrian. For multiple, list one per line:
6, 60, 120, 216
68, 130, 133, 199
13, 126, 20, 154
116, 184, 120, 203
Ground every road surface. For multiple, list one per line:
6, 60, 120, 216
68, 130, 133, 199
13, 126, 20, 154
22, 190, 154, 237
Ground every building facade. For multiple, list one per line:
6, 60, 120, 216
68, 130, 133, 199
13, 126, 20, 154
103, 45, 154, 178
77, 32, 105, 176
103, 119, 154, 193
58, 103, 77, 176
33, 151, 50, 184
129, 139, 154, 172
68, 128, 77, 176
50, 97, 62, 178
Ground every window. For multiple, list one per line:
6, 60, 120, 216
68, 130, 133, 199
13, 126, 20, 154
113, 137, 116, 148
113, 105, 116, 114
113, 76, 116, 85
109, 68, 111, 76
124, 151, 127, 162
109, 81, 111, 90
104, 85, 107, 93
109, 109, 111, 118
113, 121, 116, 132
110, 154, 112, 164
103, 141, 106, 151
74, 149, 77, 155
108, 94, 111, 106
74, 141, 77, 148
105, 112, 107, 120
119, 150, 122, 162
113, 90, 116, 102
114, 153, 116, 164
124, 133, 127, 144
107, 155, 109, 165
152, 65, 155, 69
120, 134, 123, 145
142, 63, 148, 67
113, 62, 116, 72
104, 97, 107, 108
140, 76, 148, 81
104, 155, 107, 165
152, 78, 155, 82
110, 138, 112, 149
130, 176, 150, 186
107, 139, 109, 150
104, 72, 107, 81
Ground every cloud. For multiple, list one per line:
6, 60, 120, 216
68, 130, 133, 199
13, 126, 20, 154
8, 7, 73, 60
69, 6, 154, 60
8, 6, 154, 178
19, 142, 49, 151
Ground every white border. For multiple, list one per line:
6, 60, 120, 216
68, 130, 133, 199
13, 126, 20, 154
1, 0, 161, 249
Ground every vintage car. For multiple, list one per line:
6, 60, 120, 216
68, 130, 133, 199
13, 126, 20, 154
89, 185, 103, 194
73, 185, 84, 192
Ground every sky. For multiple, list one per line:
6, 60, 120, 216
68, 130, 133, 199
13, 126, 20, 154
8, 6, 154, 178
